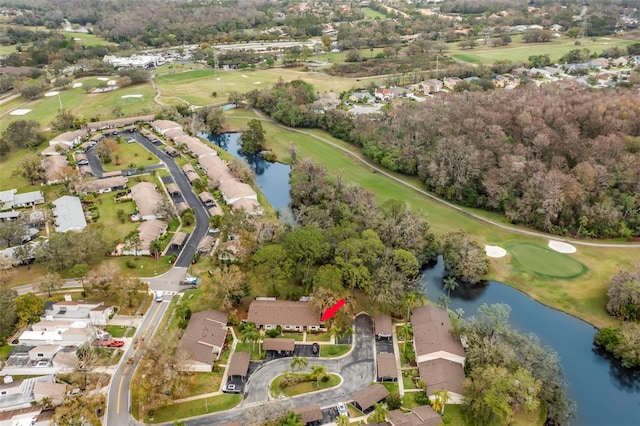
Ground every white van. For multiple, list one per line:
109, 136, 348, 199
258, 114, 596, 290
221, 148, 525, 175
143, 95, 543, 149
155, 292, 163, 302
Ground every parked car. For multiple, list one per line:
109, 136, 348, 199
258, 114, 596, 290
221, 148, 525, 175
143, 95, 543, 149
222, 383, 241, 394
337, 402, 349, 417
312, 343, 319, 355
180, 277, 199, 286
155, 292, 163, 302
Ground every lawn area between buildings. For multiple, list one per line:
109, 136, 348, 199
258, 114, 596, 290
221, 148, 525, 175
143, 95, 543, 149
224, 108, 637, 329
269, 372, 341, 398
100, 138, 161, 172
0, 345, 13, 361
106, 325, 136, 338
319, 344, 350, 358
145, 394, 242, 424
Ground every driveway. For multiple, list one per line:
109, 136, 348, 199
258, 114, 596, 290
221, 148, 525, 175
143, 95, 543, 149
185, 314, 375, 425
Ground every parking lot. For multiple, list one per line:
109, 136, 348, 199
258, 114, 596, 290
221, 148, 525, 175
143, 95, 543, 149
294, 343, 320, 358
375, 337, 394, 354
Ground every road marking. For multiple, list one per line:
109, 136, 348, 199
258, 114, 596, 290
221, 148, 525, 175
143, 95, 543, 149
116, 302, 164, 414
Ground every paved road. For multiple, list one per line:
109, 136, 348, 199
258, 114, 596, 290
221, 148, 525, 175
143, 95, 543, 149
105, 298, 170, 426
130, 132, 211, 267
185, 314, 375, 425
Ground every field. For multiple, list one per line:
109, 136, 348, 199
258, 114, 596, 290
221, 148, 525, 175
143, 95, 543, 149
508, 243, 588, 279
225, 108, 638, 328
145, 394, 241, 423
450, 36, 635, 64
66, 31, 115, 47
154, 66, 360, 106
0, 79, 156, 132
101, 140, 161, 172
362, 7, 386, 19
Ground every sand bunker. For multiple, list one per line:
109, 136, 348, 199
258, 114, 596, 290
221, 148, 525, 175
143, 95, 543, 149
107, 80, 117, 86
253, 81, 261, 84
10, 109, 31, 116
241, 75, 248, 78
96, 77, 109, 81
121, 94, 143, 98
485, 245, 507, 258
548, 240, 577, 254
44, 91, 60, 97
72, 82, 83, 88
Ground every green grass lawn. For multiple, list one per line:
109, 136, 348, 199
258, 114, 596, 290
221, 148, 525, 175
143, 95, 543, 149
449, 37, 635, 65
306, 332, 331, 342
279, 333, 304, 341
186, 372, 222, 396
380, 382, 399, 393
154, 67, 359, 106
269, 373, 341, 397
0, 80, 156, 132
92, 193, 138, 240
509, 243, 588, 279
319, 344, 351, 358
0, 345, 13, 360
362, 7, 386, 19
401, 391, 423, 409
146, 394, 241, 423
224, 108, 637, 328
66, 31, 115, 47
110, 255, 174, 278
101, 139, 161, 171
402, 372, 417, 389
234, 342, 263, 360
105, 325, 134, 338
442, 404, 544, 426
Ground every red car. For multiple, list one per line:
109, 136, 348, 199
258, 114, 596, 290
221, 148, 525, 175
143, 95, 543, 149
95, 339, 124, 348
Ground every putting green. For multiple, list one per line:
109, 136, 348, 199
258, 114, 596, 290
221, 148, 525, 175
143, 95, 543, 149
508, 243, 587, 279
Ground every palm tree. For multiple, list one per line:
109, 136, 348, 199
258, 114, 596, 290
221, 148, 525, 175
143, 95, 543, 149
398, 323, 412, 342
443, 277, 459, 297
242, 323, 261, 358
370, 402, 388, 423
290, 355, 308, 372
438, 295, 450, 309
328, 325, 342, 344
310, 364, 327, 384
403, 291, 418, 320
335, 415, 350, 426
150, 238, 162, 260
432, 390, 451, 415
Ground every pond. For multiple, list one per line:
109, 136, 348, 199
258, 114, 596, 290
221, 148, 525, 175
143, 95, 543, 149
202, 132, 292, 216
205, 124, 640, 425
423, 257, 640, 426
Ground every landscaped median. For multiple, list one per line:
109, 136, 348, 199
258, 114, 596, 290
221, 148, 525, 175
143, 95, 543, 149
269, 371, 341, 398
319, 344, 351, 358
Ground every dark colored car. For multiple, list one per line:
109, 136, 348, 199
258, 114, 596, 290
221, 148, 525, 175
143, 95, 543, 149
312, 343, 319, 355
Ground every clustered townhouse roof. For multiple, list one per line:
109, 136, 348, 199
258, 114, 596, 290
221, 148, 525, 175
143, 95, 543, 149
130, 181, 165, 218
376, 352, 398, 380
411, 305, 466, 400
79, 175, 127, 193
374, 314, 393, 337
352, 383, 389, 412
86, 115, 155, 131
42, 155, 69, 184
156, 121, 259, 210
166, 183, 180, 195
247, 300, 321, 328
178, 310, 228, 365
49, 129, 88, 148
262, 338, 295, 352
293, 404, 323, 424
227, 351, 250, 378
387, 406, 442, 426
136, 219, 167, 251
169, 231, 187, 247
51, 196, 87, 232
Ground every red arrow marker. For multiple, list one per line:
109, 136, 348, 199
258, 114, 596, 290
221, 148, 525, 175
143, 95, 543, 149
321, 299, 346, 321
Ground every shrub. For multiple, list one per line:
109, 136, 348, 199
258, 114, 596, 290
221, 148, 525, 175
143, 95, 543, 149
125, 260, 136, 269
266, 329, 280, 338
386, 391, 402, 410
279, 374, 303, 389
415, 390, 431, 405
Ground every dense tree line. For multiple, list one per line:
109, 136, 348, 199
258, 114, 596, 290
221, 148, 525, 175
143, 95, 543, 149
596, 263, 640, 367
455, 303, 574, 426
244, 80, 640, 239
349, 86, 640, 238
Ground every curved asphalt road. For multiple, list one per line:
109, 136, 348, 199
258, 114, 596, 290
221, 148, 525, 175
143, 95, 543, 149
130, 133, 210, 267
183, 314, 375, 425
